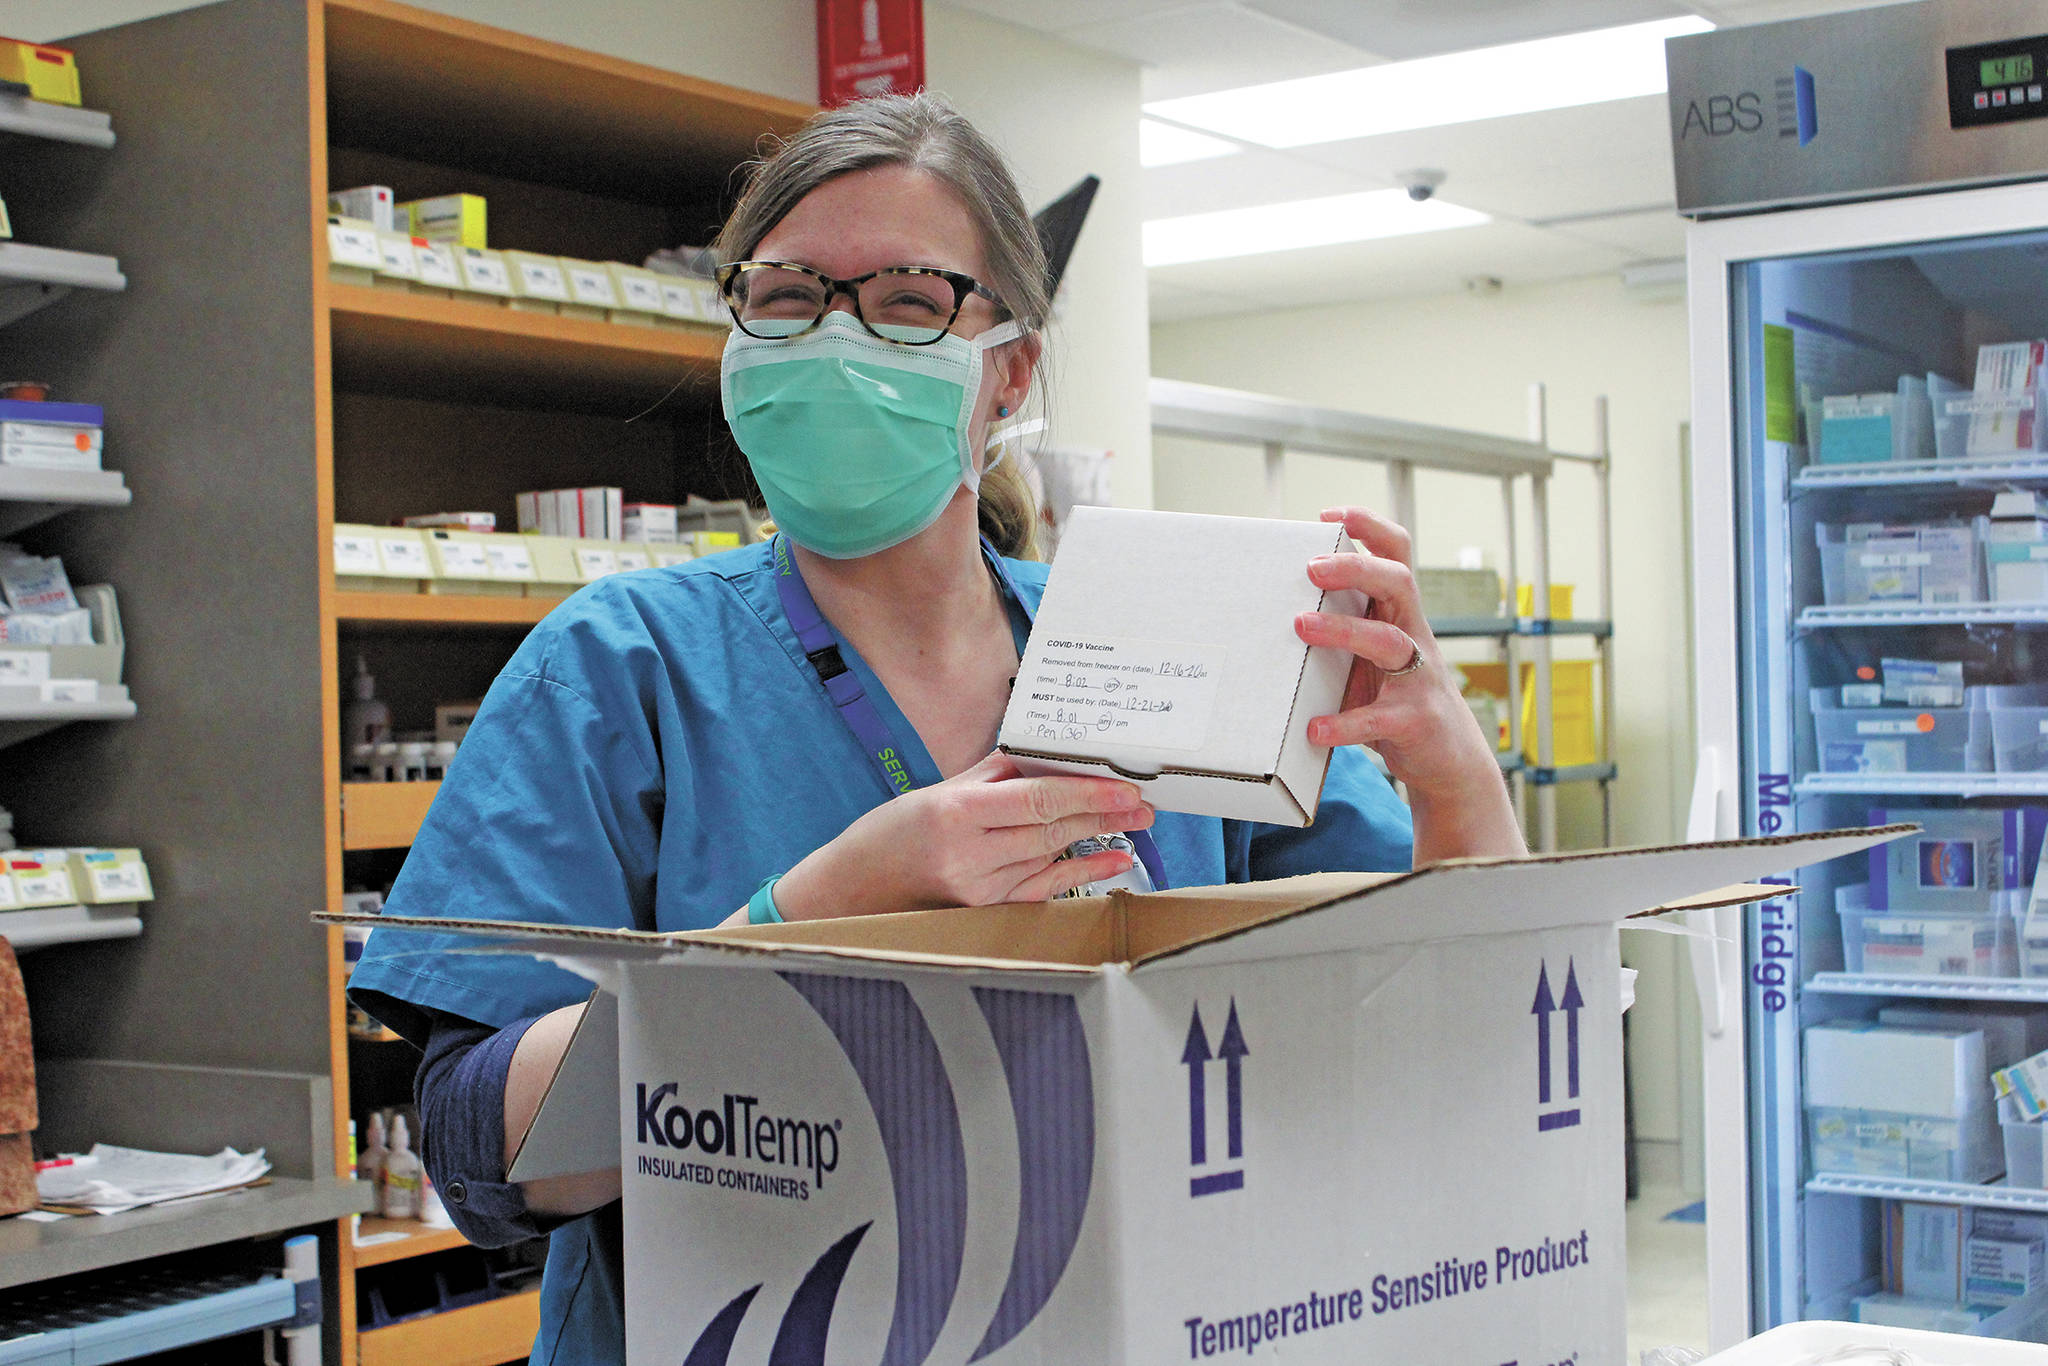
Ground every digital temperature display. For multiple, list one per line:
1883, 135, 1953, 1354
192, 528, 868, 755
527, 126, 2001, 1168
1983, 54, 2035, 87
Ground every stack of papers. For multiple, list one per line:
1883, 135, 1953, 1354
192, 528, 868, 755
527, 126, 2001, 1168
35, 1144, 270, 1215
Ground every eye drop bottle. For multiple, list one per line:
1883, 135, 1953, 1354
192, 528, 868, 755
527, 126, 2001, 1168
381, 1114, 422, 1219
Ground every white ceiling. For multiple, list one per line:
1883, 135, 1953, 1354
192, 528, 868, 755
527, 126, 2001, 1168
940, 0, 1880, 320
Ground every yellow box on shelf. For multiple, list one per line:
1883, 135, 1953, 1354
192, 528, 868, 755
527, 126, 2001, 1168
333, 524, 430, 593
0, 40, 81, 107
399, 193, 486, 249
1462, 660, 1601, 766
1514, 582, 1575, 619
502, 250, 569, 315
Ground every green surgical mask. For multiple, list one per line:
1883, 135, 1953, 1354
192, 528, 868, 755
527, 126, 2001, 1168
720, 311, 1023, 559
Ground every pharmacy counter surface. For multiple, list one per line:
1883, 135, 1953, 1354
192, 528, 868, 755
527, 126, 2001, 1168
0, 1177, 373, 1289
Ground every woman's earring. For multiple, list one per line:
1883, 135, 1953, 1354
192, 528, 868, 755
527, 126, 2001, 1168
997, 405, 1010, 417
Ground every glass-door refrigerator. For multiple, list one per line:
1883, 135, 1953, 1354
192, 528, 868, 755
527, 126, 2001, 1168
1671, 1, 2048, 1351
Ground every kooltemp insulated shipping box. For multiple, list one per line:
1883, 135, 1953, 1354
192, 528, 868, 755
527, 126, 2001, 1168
349, 826, 1899, 1366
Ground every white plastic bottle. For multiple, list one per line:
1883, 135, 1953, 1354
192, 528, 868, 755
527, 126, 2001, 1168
358, 1111, 388, 1209
341, 657, 391, 750
381, 1114, 422, 1220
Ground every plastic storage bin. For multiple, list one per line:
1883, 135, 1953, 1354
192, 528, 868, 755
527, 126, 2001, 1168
1808, 1102, 2001, 1182
1811, 687, 1986, 774
1816, 521, 1982, 606
1838, 884, 2017, 977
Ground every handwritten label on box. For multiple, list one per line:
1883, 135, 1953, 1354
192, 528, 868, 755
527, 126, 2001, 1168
1015, 635, 1223, 751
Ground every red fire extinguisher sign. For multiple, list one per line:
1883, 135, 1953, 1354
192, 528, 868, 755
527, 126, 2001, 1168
817, 0, 925, 107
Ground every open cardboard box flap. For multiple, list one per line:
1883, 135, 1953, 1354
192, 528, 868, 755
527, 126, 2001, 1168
322, 824, 1908, 978
328, 824, 1908, 1188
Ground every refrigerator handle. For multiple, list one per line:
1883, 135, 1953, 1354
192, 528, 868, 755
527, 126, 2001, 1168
1685, 744, 1733, 1037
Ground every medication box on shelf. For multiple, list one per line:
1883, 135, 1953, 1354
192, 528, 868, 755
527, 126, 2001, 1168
1868, 808, 2008, 915
399, 193, 486, 249
502, 251, 569, 315
4, 852, 75, 909
559, 259, 620, 321
1805, 1024, 2000, 1182
344, 825, 1891, 1366
1839, 896, 2015, 979
997, 508, 1361, 826
2001, 1095, 2047, 1188
1818, 393, 1897, 465
332, 525, 430, 593
328, 185, 394, 232
64, 849, 151, 905
1890, 1201, 1964, 1301
622, 503, 677, 544
606, 263, 667, 324
0, 584, 124, 691
0, 39, 80, 105
1970, 1232, 2047, 1305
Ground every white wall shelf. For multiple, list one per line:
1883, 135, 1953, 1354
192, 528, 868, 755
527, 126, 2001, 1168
0, 242, 126, 329
1806, 1173, 2048, 1213
0, 94, 113, 149
1796, 772, 2048, 797
1150, 377, 1616, 851
0, 466, 131, 537
0, 903, 143, 949
0, 689, 136, 751
1798, 602, 2048, 629
1807, 972, 2048, 1003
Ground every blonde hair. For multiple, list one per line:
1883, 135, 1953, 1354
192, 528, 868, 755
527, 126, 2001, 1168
714, 92, 1048, 560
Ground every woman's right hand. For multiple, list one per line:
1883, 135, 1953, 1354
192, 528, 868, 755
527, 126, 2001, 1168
771, 751, 1154, 920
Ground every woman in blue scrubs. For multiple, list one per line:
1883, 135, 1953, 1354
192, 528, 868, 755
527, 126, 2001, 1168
348, 92, 1523, 1364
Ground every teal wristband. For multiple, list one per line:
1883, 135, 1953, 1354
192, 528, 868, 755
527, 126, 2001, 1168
747, 874, 785, 926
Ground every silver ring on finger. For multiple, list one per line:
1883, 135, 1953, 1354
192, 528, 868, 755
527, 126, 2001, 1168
1385, 639, 1425, 678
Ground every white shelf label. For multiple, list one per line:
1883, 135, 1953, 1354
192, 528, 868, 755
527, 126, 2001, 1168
414, 244, 461, 288
334, 532, 381, 575
615, 549, 651, 572
575, 547, 619, 581
653, 549, 694, 567
1014, 635, 1226, 751
13, 869, 73, 903
514, 260, 570, 301
1860, 552, 1934, 568
326, 223, 383, 269
88, 864, 147, 900
620, 276, 665, 311
377, 538, 429, 575
485, 542, 536, 580
1856, 718, 1927, 736
375, 235, 418, 278
459, 251, 513, 295
41, 679, 97, 703
565, 267, 619, 308
658, 281, 700, 320
434, 539, 491, 577
0, 652, 49, 683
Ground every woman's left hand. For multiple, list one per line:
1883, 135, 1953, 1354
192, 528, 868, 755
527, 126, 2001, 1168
1295, 504, 1527, 863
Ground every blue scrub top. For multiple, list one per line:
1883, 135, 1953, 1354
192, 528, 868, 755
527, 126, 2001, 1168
349, 538, 1413, 1364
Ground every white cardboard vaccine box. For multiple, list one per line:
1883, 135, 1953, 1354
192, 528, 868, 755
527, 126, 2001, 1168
997, 507, 1365, 827
342, 825, 1900, 1366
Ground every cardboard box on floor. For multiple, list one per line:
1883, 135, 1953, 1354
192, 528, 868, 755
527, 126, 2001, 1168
339, 825, 1903, 1366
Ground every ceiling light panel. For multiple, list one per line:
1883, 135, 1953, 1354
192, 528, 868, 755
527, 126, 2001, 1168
1240, 0, 1687, 61
1143, 188, 1489, 267
1143, 16, 1711, 148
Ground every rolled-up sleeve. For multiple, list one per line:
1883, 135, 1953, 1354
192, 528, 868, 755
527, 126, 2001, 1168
414, 1010, 572, 1248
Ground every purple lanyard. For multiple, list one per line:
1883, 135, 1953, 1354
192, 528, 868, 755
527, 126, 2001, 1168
771, 533, 1169, 890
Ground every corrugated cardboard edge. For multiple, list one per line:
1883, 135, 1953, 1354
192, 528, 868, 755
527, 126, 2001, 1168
317, 823, 1914, 976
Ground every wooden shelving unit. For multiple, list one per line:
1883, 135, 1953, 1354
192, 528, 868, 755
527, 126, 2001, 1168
335, 590, 558, 628
356, 1288, 541, 1366
9, 2, 809, 1362
350, 1216, 470, 1268
329, 283, 724, 412
340, 781, 441, 850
